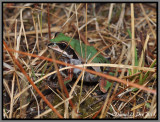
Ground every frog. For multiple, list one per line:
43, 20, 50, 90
47, 32, 112, 92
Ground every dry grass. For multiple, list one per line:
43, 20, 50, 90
3, 3, 157, 119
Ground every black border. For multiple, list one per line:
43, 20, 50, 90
2, 1, 158, 120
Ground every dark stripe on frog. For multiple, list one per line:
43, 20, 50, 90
55, 42, 79, 59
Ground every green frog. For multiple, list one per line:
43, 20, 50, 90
48, 32, 112, 92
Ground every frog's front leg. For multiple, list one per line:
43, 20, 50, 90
63, 68, 73, 84
59, 58, 79, 85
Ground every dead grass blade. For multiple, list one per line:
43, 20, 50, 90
131, 3, 135, 74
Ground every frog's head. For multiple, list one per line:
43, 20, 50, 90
48, 42, 72, 59
48, 38, 78, 60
